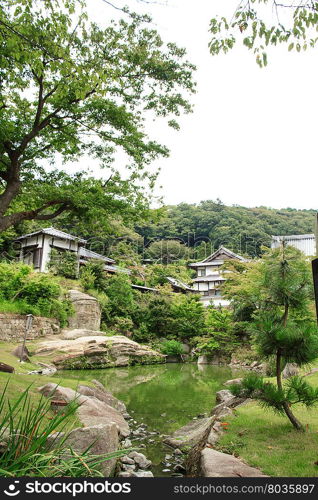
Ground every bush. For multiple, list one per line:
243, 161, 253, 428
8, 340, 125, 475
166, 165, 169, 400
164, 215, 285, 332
172, 295, 206, 339
48, 249, 78, 279
0, 262, 72, 325
159, 339, 184, 356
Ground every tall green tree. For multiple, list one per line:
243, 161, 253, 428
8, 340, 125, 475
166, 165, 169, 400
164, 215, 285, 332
228, 245, 318, 431
0, 0, 195, 232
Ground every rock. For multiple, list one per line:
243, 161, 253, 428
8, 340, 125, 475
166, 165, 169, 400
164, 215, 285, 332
35, 335, 164, 370
122, 463, 136, 471
174, 448, 183, 455
128, 451, 152, 469
163, 417, 213, 449
56, 424, 119, 476
250, 361, 259, 368
121, 456, 135, 465
118, 472, 132, 477
197, 355, 210, 365
38, 383, 129, 437
162, 469, 171, 472
121, 438, 132, 449
67, 290, 101, 331
207, 421, 224, 446
165, 454, 172, 460
224, 378, 243, 386
173, 464, 186, 474
61, 329, 104, 340
28, 363, 57, 376
77, 384, 127, 415
181, 343, 190, 354
12, 345, 30, 362
200, 448, 268, 477
0, 362, 14, 373
131, 471, 154, 478
283, 363, 299, 379
215, 390, 233, 404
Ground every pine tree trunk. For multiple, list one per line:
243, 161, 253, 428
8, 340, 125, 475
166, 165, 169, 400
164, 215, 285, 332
276, 350, 304, 431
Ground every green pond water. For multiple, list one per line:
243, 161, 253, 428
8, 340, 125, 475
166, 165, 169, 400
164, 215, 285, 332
58, 363, 241, 476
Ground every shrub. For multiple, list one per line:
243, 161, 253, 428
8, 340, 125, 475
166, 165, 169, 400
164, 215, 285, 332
172, 295, 206, 339
160, 339, 184, 356
48, 249, 78, 279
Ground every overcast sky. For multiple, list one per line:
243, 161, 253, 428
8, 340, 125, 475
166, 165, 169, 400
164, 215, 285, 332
84, 0, 318, 210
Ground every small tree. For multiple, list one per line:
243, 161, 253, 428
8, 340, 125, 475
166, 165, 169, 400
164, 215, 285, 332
229, 245, 318, 431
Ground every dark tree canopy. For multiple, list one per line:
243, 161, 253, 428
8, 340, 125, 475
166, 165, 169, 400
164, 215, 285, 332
0, 0, 195, 232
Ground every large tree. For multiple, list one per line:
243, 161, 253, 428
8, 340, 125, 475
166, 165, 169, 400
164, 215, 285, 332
0, 0, 195, 232
210, 1, 318, 67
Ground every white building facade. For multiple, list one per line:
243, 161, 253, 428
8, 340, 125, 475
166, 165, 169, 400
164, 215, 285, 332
16, 227, 117, 273
189, 246, 247, 307
271, 234, 316, 257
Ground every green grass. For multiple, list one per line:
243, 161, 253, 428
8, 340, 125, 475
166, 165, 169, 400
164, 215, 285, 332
0, 340, 95, 432
217, 362, 318, 477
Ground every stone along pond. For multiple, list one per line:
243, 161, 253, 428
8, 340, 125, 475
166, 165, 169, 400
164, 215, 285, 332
57, 363, 239, 477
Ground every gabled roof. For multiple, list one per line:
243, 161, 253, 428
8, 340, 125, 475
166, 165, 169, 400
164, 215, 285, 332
166, 276, 196, 292
16, 227, 86, 244
189, 246, 246, 267
79, 247, 115, 264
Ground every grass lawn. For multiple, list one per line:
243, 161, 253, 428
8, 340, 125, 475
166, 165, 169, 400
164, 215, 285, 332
0, 340, 92, 432
217, 364, 318, 477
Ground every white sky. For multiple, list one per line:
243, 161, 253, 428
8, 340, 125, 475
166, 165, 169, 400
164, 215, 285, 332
84, 0, 318, 210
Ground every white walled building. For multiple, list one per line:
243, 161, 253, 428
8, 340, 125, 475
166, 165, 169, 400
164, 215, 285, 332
271, 234, 316, 257
16, 227, 117, 273
189, 246, 247, 307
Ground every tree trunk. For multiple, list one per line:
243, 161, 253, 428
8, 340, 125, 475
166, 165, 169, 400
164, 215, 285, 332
276, 350, 304, 431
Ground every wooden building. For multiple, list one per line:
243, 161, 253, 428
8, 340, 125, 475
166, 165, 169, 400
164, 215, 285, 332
189, 246, 247, 307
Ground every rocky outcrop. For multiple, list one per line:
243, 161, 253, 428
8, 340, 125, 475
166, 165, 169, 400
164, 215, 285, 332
0, 313, 59, 341
77, 381, 127, 416
163, 417, 213, 449
200, 448, 267, 477
50, 424, 119, 476
67, 290, 101, 331
35, 334, 165, 370
118, 452, 153, 478
38, 383, 129, 437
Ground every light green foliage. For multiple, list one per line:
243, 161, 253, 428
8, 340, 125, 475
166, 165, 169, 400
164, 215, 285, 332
209, 1, 318, 67
48, 249, 78, 279
159, 339, 184, 356
0, 262, 72, 325
171, 294, 206, 340
0, 0, 195, 233
136, 201, 316, 258
80, 260, 108, 292
145, 239, 188, 264
146, 263, 194, 287
193, 306, 238, 358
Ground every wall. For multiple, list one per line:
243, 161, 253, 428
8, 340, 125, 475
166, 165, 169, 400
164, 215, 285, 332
0, 314, 60, 341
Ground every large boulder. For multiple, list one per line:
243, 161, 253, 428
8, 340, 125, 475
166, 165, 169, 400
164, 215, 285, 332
38, 383, 129, 437
12, 345, 30, 362
200, 448, 268, 477
77, 382, 127, 415
163, 417, 213, 449
67, 290, 101, 331
52, 424, 119, 476
215, 390, 233, 404
35, 335, 164, 370
282, 363, 299, 379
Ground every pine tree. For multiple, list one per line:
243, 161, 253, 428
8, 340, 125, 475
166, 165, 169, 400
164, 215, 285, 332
229, 244, 318, 431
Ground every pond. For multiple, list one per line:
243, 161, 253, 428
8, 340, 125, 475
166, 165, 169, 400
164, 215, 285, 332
58, 362, 241, 476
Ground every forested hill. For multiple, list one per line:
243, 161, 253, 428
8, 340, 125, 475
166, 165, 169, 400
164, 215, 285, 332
136, 201, 317, 257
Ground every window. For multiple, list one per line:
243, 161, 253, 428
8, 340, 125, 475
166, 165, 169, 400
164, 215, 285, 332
203, 291, 210, 296
198, 267, 206, 277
